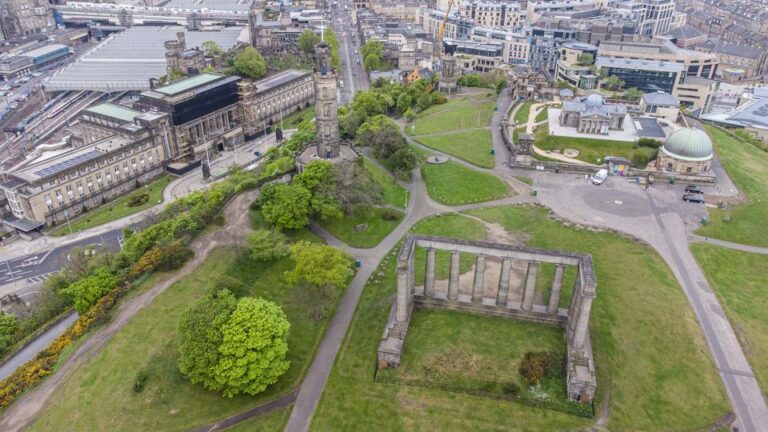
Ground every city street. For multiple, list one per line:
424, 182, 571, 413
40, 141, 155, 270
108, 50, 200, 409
329, 2, 369, 104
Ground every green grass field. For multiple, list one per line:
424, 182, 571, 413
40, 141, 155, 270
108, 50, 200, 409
319, 206, 403, 248
421, 161, 511, 205
48, 175, 173, 237
695, 125, 768, 246
30, 224, 341, 432
363, 159, 408, 208
415, 129, 495, 168
222, 406, 292, 431
535, 106, 549, 123
282, 105, 315, 128
410, 93, 495, 135
311, 206, 729, 431
692, 243, 768, 391
534, 126, 654, 165
514, 101, 534, 125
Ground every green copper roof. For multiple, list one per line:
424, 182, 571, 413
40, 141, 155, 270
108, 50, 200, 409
85, 103, 141, 123
661, 128, 713, 162
154, 73, 224, 96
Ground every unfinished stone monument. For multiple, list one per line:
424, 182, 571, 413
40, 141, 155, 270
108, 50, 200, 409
377, 234, 597, 402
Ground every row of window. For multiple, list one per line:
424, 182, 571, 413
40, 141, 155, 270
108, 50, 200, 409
47, 141, 154, 187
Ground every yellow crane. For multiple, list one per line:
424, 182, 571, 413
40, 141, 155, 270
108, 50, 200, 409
435, 0, 456, 58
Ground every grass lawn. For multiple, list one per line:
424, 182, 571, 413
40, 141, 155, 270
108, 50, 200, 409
378, 310, 571, 407
534, 125, 655, 165
363, 158, 408, 208
535, 106, 549, 123
29, 227, 342, 432
692, 243, 768, 391
515, 175, 533, 186
48, 175, 173, 237
319, 206, 403, 248
410, 93, 495, 135
514, 101, 534, 125
311, 206, 729, 431
223, 406, 292, 431
415, 129, 494, 168
421, 161, 511, 205
695, 125, 768, 246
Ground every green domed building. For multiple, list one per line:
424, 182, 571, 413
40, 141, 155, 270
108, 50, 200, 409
656, 128, 713, 174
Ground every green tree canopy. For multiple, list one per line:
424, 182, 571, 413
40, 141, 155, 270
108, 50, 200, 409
295, 161, 343, 220
232, 46, 267, 79
213, 297, 290, 397
178, 289, 238, 389
389, 146, 421, 176
284, 241, 351, 290
294, 160, 335, 192
59, 268, 116, 314
624, 87, 643, 101
201, 40, 224, 57
0, 311, 18, 355
178, 291, 290, 397
363, 54, 381, 72
298, 30, 321, 55
258, 183, 311, 230
603, 75, 624, 91
576, 53, 594, 65
246, 229, 289, 261
355, 114, 406, 159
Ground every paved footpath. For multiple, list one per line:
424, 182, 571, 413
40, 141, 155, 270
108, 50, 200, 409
690, 234, 768, 256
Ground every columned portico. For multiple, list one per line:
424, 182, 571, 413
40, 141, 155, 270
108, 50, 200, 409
424, 248, 436, 297
472, 256, 486, 303
547, 264, 565, 314
448, 251, 460, 301
496, 258, 512, 306
521, 261, 538, 311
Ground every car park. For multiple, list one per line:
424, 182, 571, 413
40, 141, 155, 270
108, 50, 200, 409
682, 194, 705, 203
685, 185, 704, 194
8, 102, 18, 109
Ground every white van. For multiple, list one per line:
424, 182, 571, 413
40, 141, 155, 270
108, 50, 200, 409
591, 169, 608, 185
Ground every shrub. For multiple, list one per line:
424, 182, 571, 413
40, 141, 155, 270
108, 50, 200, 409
519, 351, 555, 386
381, 208, 403, 221
246, 229, 289, 261
127, 193, 150, 207
133, 371, 148, 393
637, 138, 662, 148
129, 240, 193, 280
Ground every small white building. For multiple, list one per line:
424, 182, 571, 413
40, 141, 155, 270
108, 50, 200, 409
640, 92, 680, 123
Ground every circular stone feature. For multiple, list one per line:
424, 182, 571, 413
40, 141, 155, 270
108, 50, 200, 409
426, 155, 449, 164
563, 149, 580, 158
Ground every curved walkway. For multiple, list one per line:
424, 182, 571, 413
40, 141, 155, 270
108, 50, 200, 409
690, 234, 768, 255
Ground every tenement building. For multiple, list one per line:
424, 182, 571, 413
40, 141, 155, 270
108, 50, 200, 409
0, 0, 53, 39
0, 103, 172, 232
138, 73, 243, 162
239, 69, 315, 139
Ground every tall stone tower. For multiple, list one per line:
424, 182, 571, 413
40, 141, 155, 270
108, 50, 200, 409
314, 41, 340, 159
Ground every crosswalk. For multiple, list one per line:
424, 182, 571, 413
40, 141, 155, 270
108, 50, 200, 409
25, 272, 57, 284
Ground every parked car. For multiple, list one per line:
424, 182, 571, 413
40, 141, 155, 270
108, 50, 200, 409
591, 169, 608, 185
0, 85, 10, 91
682, 194, 705, 203
8, 102, 18, 109
685, 185, 704, 194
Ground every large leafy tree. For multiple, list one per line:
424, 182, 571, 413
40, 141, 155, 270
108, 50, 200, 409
178, 291, 290, 397
258, 183, 311, 230
59, 268, 116, 314
213, 297, 291, 397
232, 46, 267, 79
201, 40, 223, 57
298, 29, 320, 55
284, 241, 350, 290
355, 114, 405, 159
294, 161, 343, 219
178, 289, 238, 388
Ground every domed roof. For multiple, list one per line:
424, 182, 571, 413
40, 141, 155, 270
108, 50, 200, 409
585, 94, 603, 107
661, 128, 713, 162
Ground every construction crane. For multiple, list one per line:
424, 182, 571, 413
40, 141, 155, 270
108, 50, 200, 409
434, 0, 456, 59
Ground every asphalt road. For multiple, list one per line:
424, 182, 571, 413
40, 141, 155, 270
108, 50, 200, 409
332, 3, 369, 104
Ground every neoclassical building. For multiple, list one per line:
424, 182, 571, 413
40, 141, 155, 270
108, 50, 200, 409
239, 69, 315, 139
559, 94, 626, 135
656, 128, 713, 174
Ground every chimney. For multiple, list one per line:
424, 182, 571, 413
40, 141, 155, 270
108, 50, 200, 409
177, 32, 186, 50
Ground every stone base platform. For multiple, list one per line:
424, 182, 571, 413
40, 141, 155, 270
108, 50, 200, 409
296, 143, 359, 171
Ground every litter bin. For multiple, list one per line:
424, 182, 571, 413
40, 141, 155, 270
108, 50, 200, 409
490, 149, 496, 155
531, 190, 538, 196
355, 259, 362, 268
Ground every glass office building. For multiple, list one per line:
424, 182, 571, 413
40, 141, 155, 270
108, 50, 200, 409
595, 57, 685, 93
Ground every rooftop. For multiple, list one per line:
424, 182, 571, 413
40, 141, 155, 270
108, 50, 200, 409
84, 103, 141, 123
253, 69, 311, 93
154, 73, 225, 96
642, 92, 679, 107
45, 27, 245, 92
20, 44, 69, 59
595, 56, 685, 73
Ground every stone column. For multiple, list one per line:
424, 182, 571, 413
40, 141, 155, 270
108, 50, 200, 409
496, 258, 512, 307
572, 296, 594, 349
448, 251, 460, 301
424, 248, 436, 298
521, 261, 538, 311
471, 256, 486, 304
547, 264, 565, 315
396, 263, 408, 322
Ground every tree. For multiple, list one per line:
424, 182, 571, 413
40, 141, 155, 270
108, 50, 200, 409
294, 161, 343, 219
201, 40, 223, 57
232, 47, 267, 79
0, 311, 18, 355
284, 241, 350, 290
603, 75, 624, 91
576, 53, 594, 66
178, 289, 238, 390
166, 68, 185, 82
389, 146, 421, 176
258, 183, 311, 230
213, 297, 290, 397
294, 160, 335, 192
59, 268, 116, 314
396, 92, 413, 114
298, 29, 320, 55
246, 229, 289, 261
356, 114, 405, 159
364, 54, 381, 72
624, 87, 643, 101
361, 40, 384, 60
